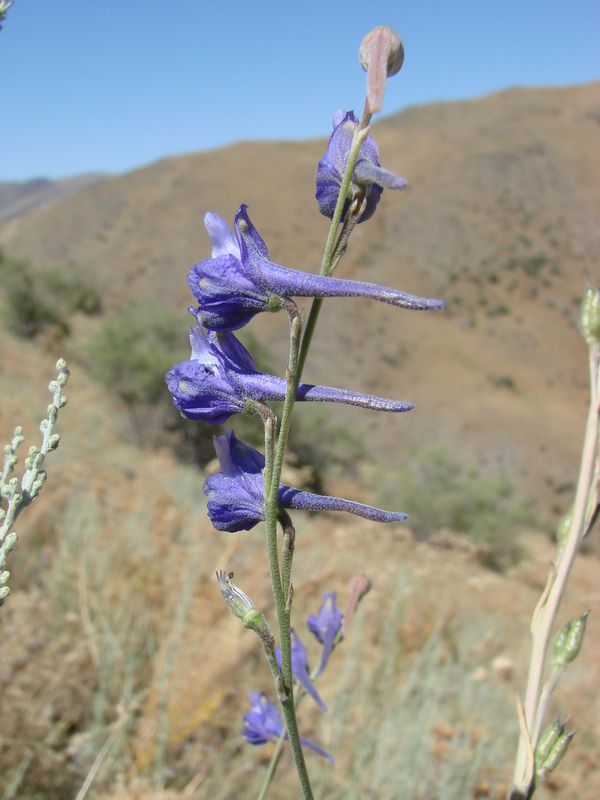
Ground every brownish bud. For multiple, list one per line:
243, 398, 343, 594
359, 26, 404, 115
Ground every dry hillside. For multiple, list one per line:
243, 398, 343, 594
0, 82, 599, 799
1, 82, 599, 516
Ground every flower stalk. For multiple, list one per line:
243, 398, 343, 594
509, 297, 600, 798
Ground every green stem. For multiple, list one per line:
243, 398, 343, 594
279, 511, 296, 610
262, 309, 314, 800
258, 124, 370, 800
257, 662, 322, 800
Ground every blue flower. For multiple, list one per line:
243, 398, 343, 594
276, 630, 327, 711
243, 692, 333, 762
166, 322, 414, 424
188, 207, 442, 331
204, 431, 407, 532
307, 593, 343, 676
315, 110, 407, 223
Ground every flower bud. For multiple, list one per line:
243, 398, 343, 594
580, 286, 600, 346
359, 26, 404, 115
553, 611, 589, 668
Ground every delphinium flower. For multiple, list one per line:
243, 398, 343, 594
169, 25, 443, 800
307, 592, 343, 676
166, 322, 413, 423
188, 205, 442, 331
204, 430, 407, 533
276, 631, 327, 711
243, 692, 333, 762
315, 110, 406, 223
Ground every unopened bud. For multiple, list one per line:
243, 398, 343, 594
47, 434, 61, 451
580, 287, 600, 346
216, 570, 269, 635
359, 25, 404, 115
342, 573, 372, 636
553, 611, 589, 668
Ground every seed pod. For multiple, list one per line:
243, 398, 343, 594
580, 286, 600, 346
553, 611, 589, 668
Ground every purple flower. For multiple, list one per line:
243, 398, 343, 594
243, 692, 333, 762
204, 430, 407, 532
188, 207, 442, 331
276, 631, 327, 711
316, 110, 407, 223
307, 593, 343, 676
166, 322, 413, 424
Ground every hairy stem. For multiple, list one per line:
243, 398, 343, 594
262, 315, 313, 800
259, 126, 370, 800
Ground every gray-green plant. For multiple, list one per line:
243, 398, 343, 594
508, 287, 600, 799
0, 359, 69, 604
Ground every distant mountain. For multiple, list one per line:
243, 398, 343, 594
1, 82, 599, 515
0, 173, 107, 224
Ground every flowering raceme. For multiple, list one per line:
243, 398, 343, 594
166, 323, 414, 423
315, 110, 407, 223
204, 430, 407, 532
188, 206, 442, 331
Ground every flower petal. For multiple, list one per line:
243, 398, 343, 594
204, 212, 241, 259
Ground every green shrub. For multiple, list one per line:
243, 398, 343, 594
0, 250, 102, 342
378, 445, 535, 570
88, 306, 187, 407
0, 252, 70, 340
40, 269, 102, 315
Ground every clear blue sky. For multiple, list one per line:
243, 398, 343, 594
2, 0, 598, 181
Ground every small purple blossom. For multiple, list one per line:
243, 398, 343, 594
307, 593, 343, 676
166, 322, 413, 424
188, 207, 442, 331
276, 631, 327, 711
243, 692, 333, 762
204, 431, 407, 532
315, 110, 407, 223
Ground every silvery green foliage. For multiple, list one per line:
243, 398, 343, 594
0, 358, 69, 604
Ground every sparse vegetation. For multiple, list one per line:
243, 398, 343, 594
378, 445, 535, 570
0, 250, 102, 342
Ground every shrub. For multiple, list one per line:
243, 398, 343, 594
378, 445, 535, 570
87, 307, 220, 462
0, 251, 102, 342
40, 269, 102, 315
0, 252, 70, 341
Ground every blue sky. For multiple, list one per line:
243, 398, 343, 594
2, 0, 599, 181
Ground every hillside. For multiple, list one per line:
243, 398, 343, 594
0, 173, 107, 224
1, 82, 599, 518
0, 82, 599, 800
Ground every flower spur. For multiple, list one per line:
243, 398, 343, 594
188, 206, 443, 331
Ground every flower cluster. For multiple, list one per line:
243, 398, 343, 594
167, 149, 441, 524
165, 32, 442, 787
243, 592, 344, 761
